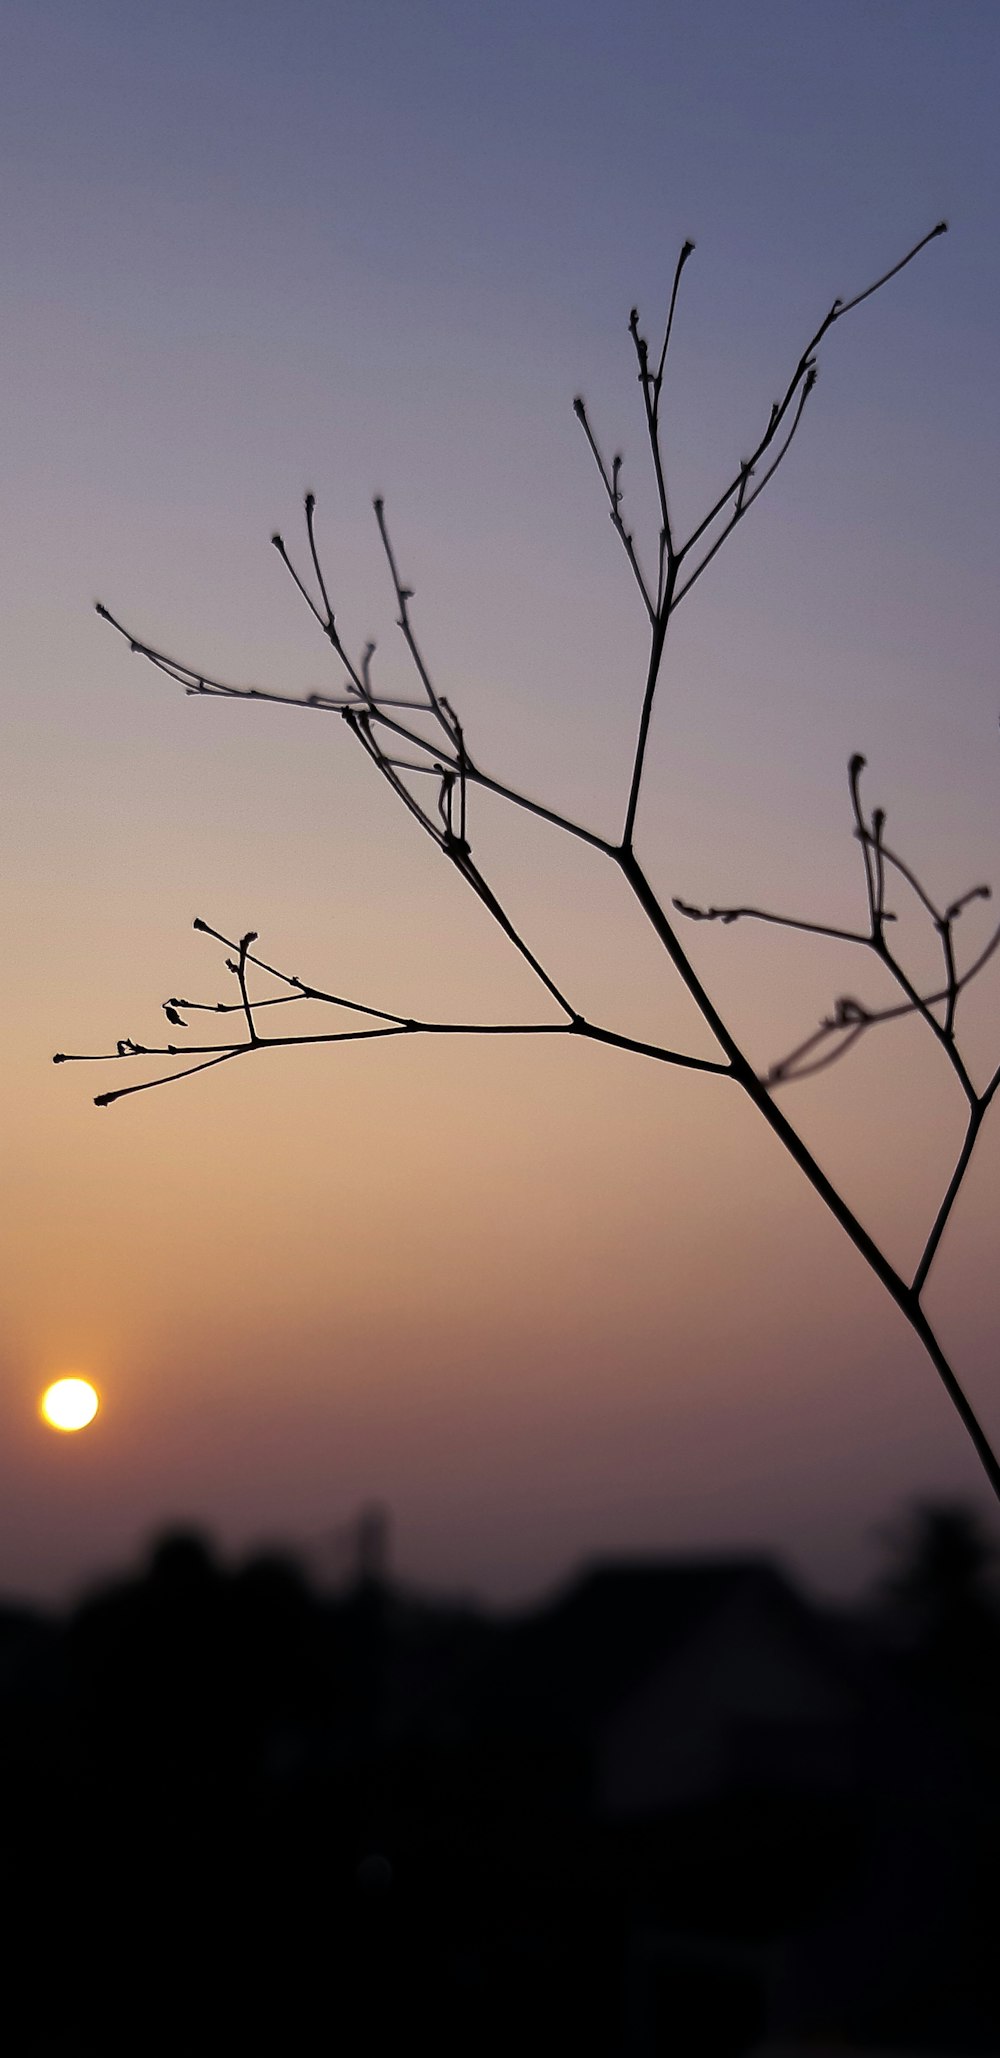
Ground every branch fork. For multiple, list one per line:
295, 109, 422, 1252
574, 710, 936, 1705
69, 220, 1000, 1501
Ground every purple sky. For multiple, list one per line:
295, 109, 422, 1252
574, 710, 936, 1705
2, 0, 999, 1605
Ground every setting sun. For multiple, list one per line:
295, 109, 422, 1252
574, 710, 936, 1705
40, 1378, 100, 1434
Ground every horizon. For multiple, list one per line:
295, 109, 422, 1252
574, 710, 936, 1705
0, 1496, 967, 1623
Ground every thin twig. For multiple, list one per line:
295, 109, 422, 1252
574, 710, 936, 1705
676, 224, 946, 568
671, 374, 816, 611
82, 219, 1000, 1507
673, 898, 871, 946
572, 398, 655, 620
231, 931, 259, 1045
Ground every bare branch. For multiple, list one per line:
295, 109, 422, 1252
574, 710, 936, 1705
572, 397, 655, 619
672, 371, 816, 610
373, 497, 460, 750
303, 491, 337, 632
231, 930, 259, 1045
575, 1018, 730, 1077
766, 910, 1000, 1086
98, 594, 620, 863
673, 897, 870, 946
190, 917, 412, 1023
681, 750, 995, 1107
677, 224, 947, 569
849, 753, 880, 939
78, 220, 1000, 1507
913, 1104, 983, 1298
766, 1021, 870, 1087
653, 239, 696, 392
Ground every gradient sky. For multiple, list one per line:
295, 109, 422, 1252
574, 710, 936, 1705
3, 0, 999, 1605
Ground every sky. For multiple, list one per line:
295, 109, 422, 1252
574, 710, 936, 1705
2, 0, 999, 1607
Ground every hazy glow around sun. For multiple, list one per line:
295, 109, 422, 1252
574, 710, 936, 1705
40, 1378, 100, 1433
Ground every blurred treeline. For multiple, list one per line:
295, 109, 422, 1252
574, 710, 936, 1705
1, 1505, 999, 2056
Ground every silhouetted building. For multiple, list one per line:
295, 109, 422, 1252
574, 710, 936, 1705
0, 1526, 997, 2053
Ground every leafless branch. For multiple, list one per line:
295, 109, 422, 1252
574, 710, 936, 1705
572, 397, 655, 620
681, 754, 995, 1109
610, 235, 946, 851
55, 916, 732, 1109
96, 508, 617, 864
673, 898, 871, 947
74, 220, 1000, 1506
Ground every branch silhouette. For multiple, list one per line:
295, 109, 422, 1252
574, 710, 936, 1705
674, 755, 998, 1098
63, 220, 1000, 1502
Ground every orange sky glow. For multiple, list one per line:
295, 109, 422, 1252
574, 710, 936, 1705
2, 0, 999, 1604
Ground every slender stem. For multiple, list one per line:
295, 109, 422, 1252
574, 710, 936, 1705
304, 493, 337, 630
623, 596, 671, 850
629, 309, 674, 581
767, 1021, 869, 1086
621, 852, 907, 1287
573, 399, 655, 619
672, 375, 815, 608
192, 918, 411, 1022
373, 497, 457, 746
94, 1048, 247, 1106
907, 1304, 1000, 1502
673, 899, 869, 946
676, 224, 946, 569
766, 912, 1000, 1085
451, 848, 577, 1018
620, 845, 1000, 1500
653, 240, 695, 391
834, 221, 948, 319
871, 936, 977, 1105
913, 1104, 983, 1298
575, 1017, 730, 1076
940, 920, 959, 1041
465, 761, 617, 858
234, 932, 258, 1045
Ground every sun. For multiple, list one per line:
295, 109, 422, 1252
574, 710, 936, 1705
40, 1377, 100, 1433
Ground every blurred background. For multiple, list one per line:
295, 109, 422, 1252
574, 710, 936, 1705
2, 0, 999, 1607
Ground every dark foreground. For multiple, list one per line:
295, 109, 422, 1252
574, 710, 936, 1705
2, 1511, 998, 2055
